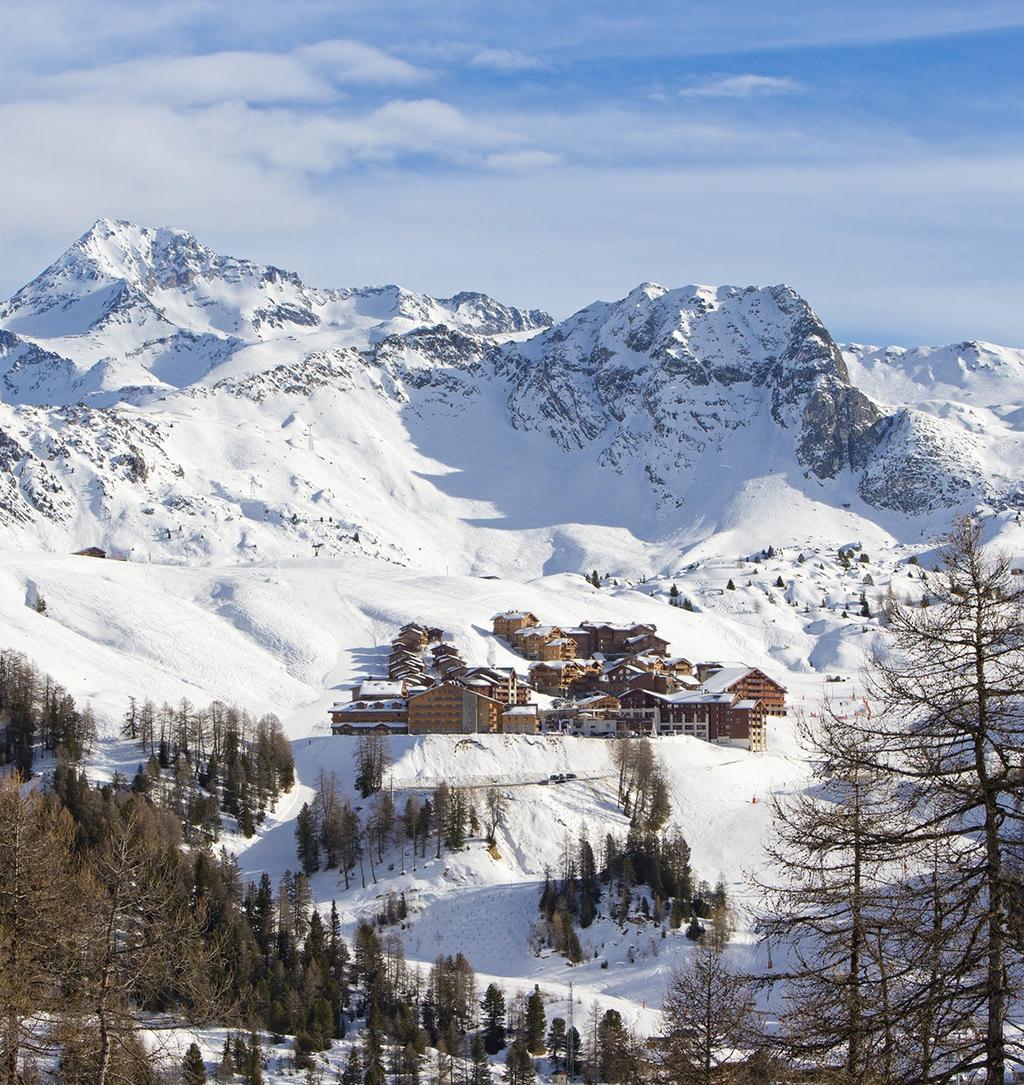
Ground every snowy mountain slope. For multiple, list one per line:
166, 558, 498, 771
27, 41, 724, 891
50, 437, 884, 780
2, 220, 1024, 579
0, 539, 881, 1042
8, 223, 1024, 1073
0, 219, 552, 406
9, 494, 1024, 1054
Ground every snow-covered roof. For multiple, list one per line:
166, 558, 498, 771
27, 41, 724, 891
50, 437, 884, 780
335, 698, 406, 712
359, 679, 406, 697
462, 666, 512, 680
332, 719, 407, 730
492, 610, 536, 620
734, 699, 761, 710
583, 621, 654, 633
604, 659, 645, 674
664, 690, 735, 706
502, 705, 538, 716
576, 693, 619, 706
698, 666, 753, 693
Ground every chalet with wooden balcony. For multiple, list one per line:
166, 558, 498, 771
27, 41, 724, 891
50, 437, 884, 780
512, 626, 571, 660
407, 682, 504, 735
491, 610, 540, 638
536, 636, 578, 662
697, 664, 787, 715
329, 697, 409, 735
528, 658, 603, 697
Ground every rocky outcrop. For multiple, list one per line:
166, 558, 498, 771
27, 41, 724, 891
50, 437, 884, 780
0, 219, 1016, 545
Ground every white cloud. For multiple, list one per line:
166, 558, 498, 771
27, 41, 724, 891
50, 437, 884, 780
470, 47, 547, 71
12, 40, 430, 109
678, 74, 804, 98
484, 149, 562, 170
295, 39, 429, 84
39, 52, 337, 106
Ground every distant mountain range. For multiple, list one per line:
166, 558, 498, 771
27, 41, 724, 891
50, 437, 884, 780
1, 219, 1021, 573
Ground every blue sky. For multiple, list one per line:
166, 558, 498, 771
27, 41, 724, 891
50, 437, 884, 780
1, 0, 1022, 344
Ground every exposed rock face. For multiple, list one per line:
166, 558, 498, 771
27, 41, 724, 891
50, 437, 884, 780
0, 219, 1018, 552
857, 409, 987, 514
490, 282, 891, 512
798, 381, 885, 479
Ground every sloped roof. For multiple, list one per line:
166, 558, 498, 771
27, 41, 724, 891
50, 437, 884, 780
698, 666, 753, 694
335, 698, 406, 712
576, 693, 620, 706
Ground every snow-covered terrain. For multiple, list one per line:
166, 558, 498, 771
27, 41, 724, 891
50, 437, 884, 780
2, 220, 1024, 579
5, 219, 1024, 1078
1, 538, 882, 1059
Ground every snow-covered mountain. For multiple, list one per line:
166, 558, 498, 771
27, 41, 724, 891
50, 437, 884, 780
1, 219, 1023, 574
8, 222, 1024, 1069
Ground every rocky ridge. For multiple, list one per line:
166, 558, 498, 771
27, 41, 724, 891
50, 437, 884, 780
0, 220, 1022, 569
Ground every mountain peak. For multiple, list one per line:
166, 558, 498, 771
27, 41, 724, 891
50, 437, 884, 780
626, 281, 669, 302
70, 218, 230, 288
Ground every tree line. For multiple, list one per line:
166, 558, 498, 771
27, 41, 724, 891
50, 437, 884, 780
122, 696, 294, 838
296, 760, 501, 889
0, 650, 96, 773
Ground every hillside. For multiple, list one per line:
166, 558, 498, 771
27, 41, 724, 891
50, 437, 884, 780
1, 221, 1023, 581
4, 220, 1024, 1079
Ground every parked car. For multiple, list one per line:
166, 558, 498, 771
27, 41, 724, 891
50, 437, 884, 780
565, 773, 577, 780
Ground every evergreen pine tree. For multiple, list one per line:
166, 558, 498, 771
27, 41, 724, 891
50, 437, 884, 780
341, 1049, 362, 1085
469, 1034, 490, 1085
546, 1019, 567, 1068
566, 929, 584, 964
182, 1042, 207, 1085
525, 986, 546, 1054
481, 984, 507, 1054
296, 801, 320, 874
243, 1033, 264, 1085
215, 1036, 233, 1083
726, 579, 736, 591
504, 1040, 535, 1085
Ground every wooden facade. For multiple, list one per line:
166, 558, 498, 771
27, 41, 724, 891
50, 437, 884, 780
511, 626, 571, 660
536, 637, 577, 662
491, 611, 539, 638
407, 682, 504, 735
700, 665, 787, 715
529, 659, 602, 696
579, 622, 657, 657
